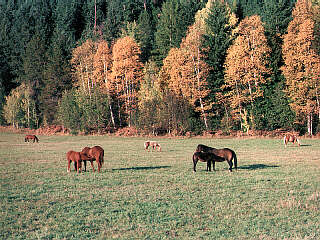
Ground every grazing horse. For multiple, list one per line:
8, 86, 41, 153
193, 151, 226, 172
283, 134, 300, 147
67, 151, 90, 173
196, 144, 237, 172
25, 134, 39, 143
81, 146, 104, 172
144, 140, 161, 152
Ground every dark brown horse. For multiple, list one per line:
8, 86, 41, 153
67, 150, 90, 173
81, 146, 104, 172
283, 134, 300, 147
196, 144, 237, 172
193, 151, 226, 172
25, 134, 39, 143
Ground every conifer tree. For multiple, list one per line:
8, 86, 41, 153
153, 0, 200, 66
202, 0, 236, 129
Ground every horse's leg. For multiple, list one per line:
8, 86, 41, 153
84, 160, 87, 172
206, 160, 211, 172
227, 160, 233, 172
74, 161, 77, 171
96, 159, 101, 172
76, 160, 81, 173
90, 160, 95, 172
67, 160, 71, 172
212, 160, 216, 171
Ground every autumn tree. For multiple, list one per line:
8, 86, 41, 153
111, 36, 144, 127
71, 39, 98, 95
137, 61, 164, 133
282, 0, 320, 135
179, 22, 211, 130
93, 40, 116, 128
3, 83, 38, 128
224, 15, 271, 133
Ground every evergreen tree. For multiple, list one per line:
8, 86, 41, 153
136, 9, 156, 62
202, 0, 235, 130
153, 0, 201, 66
104, 0, 126, 43
41, 31, 73, 125
20, 32, 47, 124
254, 0, 296, 130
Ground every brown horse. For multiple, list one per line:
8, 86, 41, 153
67, 151, 90, 173
25, 134, 39, 143
283, 134, 300, 147
144, 140, 161, 152
193, 151, 226, 172
196, 144, 237, 172
81, 146, 104, 172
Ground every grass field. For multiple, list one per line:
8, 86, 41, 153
0, 132, 319, 239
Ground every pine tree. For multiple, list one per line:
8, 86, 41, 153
153, 0, 200, 66
41, 32, 72, 125
253, 0, 295, 130
202, 0, 236, 130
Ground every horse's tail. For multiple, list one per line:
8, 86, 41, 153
232, 150, 238, 170
192, 152, 198, 172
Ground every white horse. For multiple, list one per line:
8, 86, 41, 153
283, 134, 301, 147
144, 140, 161, 152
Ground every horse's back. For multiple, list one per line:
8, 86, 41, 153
67, 150, 80, 161
90, 146, 104, 162
92, 146, 104, 155
196, 144, 215, 152
81, 147, 91, 155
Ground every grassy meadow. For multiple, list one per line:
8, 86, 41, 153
0, 132, 319, 239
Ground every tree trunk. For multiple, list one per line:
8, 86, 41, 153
307, 113, 313, 136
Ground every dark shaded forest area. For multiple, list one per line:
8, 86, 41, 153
1, 0, 320, 136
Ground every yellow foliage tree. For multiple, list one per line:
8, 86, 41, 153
111, 36, 144, 127
224, 15, 271, 133
71, 39, 98, 96
93, 40, 115, 127
282, 0, 320, 135
160, 22, 211, 130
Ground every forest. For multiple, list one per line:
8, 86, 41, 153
1, 0, 320, 136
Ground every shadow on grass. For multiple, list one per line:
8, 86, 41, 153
238, 164, 279, 170
112, 166, 171, 171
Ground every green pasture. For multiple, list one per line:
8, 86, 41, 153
0, 132, 319, 239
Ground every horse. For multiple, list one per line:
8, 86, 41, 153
193, 151, 226, 172
283, 134, 300, 147
66, 150, 90, 173
144, 140, 161, 152
81, 146, 104, 172
196, 144, 238, 172
25, 134, 39, 143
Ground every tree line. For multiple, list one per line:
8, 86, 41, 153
1, 0, 320, 135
